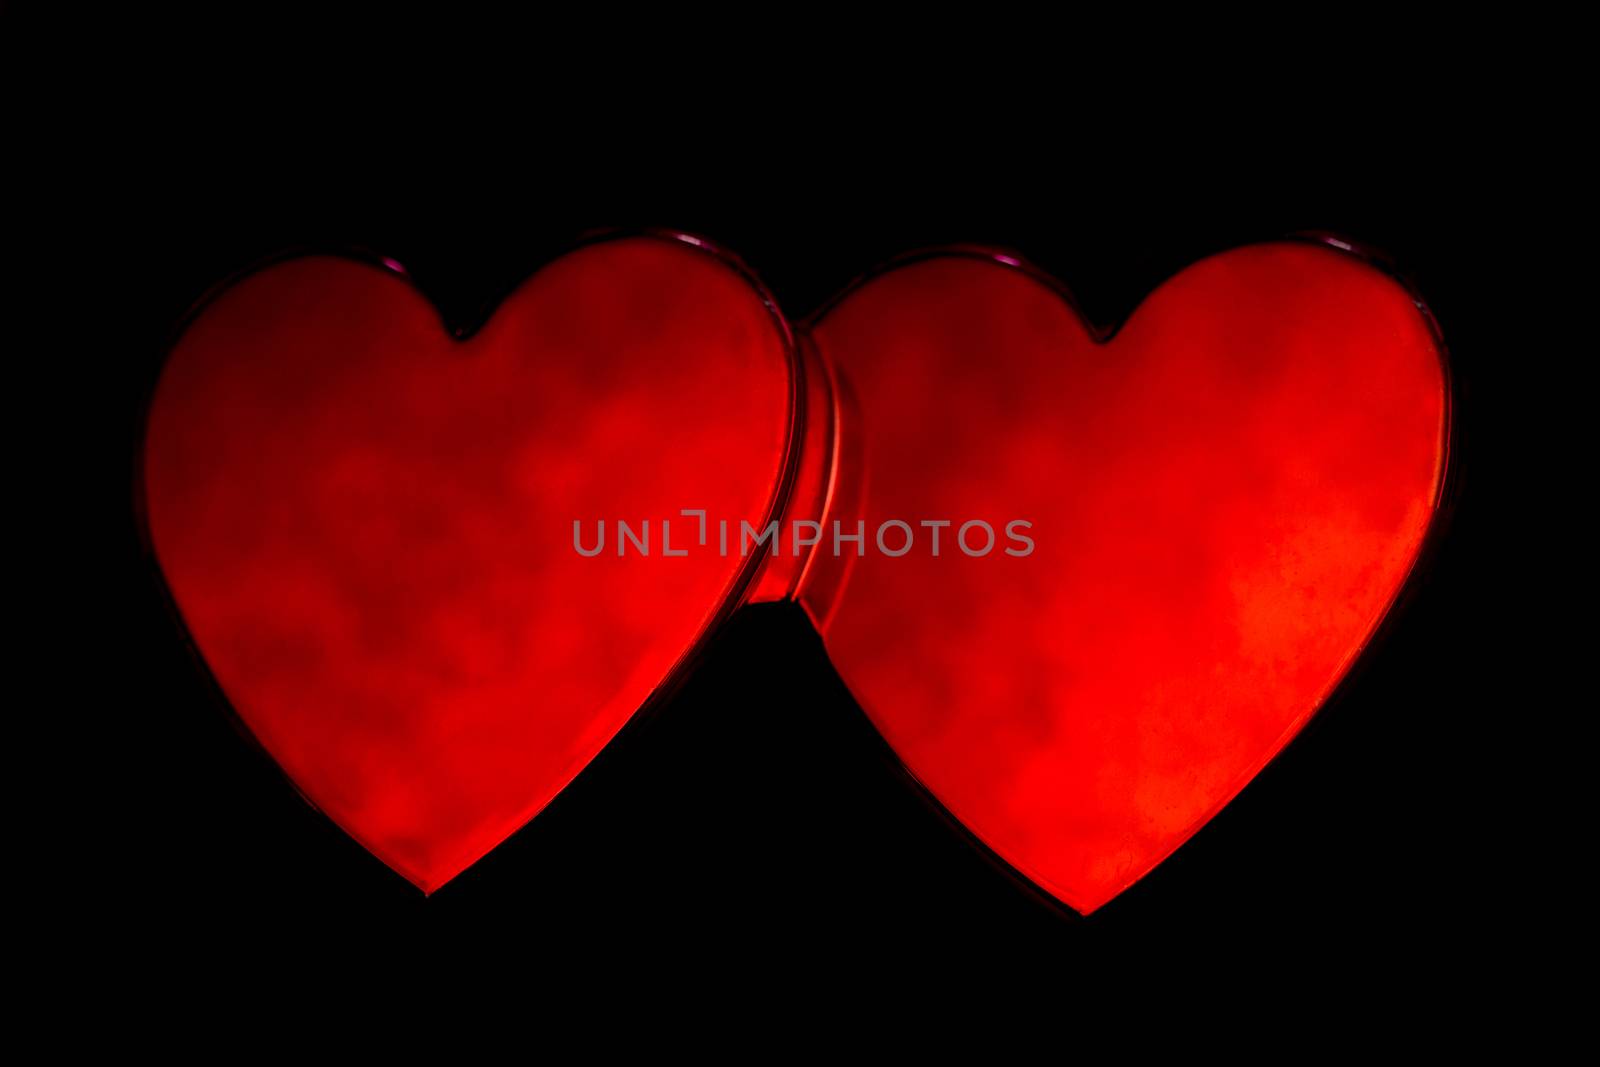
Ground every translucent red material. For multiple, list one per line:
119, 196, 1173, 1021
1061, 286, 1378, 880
805, 242, 1449, 913
142, 236, 799, 892
143, 233, 1450, 910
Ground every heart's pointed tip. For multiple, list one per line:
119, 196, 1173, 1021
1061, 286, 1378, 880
1032, 873, 1131, 918
396, 870, 438, 897
393, 861, 466, 898
406, 874, 449, 898
1046, 891, 1104, 918
1070, 893, 1113, 917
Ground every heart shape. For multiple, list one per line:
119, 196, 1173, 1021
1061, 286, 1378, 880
141, 234, 802, 892
803, 240, 1449, 913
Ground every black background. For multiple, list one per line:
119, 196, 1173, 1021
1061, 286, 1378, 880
80, 104, 1516, 996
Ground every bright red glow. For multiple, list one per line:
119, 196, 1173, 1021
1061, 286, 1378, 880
143, 238, 795, 892
807, 243, 1448, 913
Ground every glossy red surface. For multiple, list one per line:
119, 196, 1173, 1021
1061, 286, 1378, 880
143, 237, 795, 892
807, 243, 1448, 913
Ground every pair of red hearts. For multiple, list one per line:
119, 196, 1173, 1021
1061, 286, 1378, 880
142, 232, 1450, 913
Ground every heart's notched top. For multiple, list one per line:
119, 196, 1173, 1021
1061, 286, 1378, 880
139, 232, 843, 893
140, 231, 1452, 913
805, 238, 1452, 914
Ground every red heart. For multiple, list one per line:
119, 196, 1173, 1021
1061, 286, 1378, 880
141, 235, 802, 892
803, 241, 1449, 913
